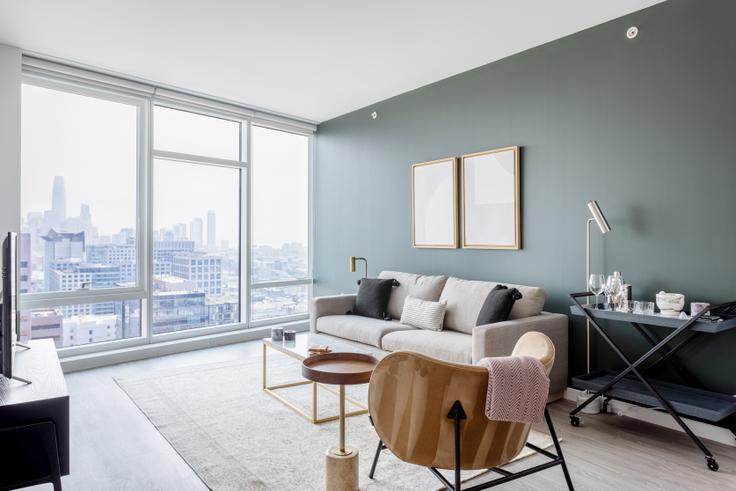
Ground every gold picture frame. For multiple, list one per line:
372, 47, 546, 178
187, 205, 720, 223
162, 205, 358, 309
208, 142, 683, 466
461, 146, 521, 250
412, 157, 458, 249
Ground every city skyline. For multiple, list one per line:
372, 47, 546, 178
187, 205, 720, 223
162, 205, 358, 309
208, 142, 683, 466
22, 173, 308, 251
22, 84, 309, 247
19, 83, 309, 349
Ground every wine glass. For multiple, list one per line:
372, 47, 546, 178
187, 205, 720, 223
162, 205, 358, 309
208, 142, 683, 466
605, 274, 623, 309
588, 274, 605, 309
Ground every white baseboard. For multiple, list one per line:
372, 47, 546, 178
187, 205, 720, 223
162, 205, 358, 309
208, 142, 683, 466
563, 387, 736, 448
61, 321, 309, 373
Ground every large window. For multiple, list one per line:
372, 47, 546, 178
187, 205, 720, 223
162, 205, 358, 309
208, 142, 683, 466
251, 126, 310, 322
21, 84, 138, 293
20, 83, 144, 348
151, 106, 244, 336
19, 64, 313, 354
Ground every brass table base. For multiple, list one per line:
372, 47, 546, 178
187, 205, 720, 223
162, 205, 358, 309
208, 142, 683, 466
261, 342, 368, 424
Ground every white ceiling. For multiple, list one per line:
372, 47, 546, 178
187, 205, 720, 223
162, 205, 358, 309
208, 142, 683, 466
0, 0, 663, 123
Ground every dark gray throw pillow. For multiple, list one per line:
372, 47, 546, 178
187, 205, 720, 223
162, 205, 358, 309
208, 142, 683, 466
476, 284, 523, 326
351, 278, 395, 320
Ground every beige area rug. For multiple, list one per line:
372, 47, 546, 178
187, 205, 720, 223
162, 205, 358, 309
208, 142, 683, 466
115, 352, 558, 490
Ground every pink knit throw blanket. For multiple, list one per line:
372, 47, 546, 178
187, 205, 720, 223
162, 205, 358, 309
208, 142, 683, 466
477, 355, 550, 423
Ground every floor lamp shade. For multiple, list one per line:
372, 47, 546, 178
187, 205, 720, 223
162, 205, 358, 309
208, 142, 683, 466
585, 199, 611, 375
587, 200, 611, 234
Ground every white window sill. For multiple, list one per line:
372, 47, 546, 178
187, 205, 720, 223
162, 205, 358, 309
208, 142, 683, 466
60, 319, 309, 373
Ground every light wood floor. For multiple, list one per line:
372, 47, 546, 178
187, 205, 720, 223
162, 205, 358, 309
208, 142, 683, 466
28, 336, 736, 490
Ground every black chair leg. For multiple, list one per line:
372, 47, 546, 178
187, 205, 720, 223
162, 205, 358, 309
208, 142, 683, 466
369, 439, 383, 479
0, 421, 62, 490
448, 400, 467, 491
544, 408, 574, 491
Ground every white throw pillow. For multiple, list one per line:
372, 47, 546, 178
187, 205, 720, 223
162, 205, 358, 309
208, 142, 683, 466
400, 296, 447, 331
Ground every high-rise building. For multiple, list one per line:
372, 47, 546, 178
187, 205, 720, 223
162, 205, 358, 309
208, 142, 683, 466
114, 301, 141, 341
80, 203, 91, 225
49, 263, 122, 291
171, 253, 222, 295
153, 239, 195, 263
207, 210, 216, 251
62, 314, 119, 347
42, 229, 85, 290
19, 232, 31, 294
51, 175, 67, 226
152, 291, 208, 333
87, 244, 136, 282
190, 218, 203, 247
173, 223, 187, 240
27, 309, 64, 348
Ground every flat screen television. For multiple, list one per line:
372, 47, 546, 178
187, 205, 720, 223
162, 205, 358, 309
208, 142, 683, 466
1, 232, 19, 380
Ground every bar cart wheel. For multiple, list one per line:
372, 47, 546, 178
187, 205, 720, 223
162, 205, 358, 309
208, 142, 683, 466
706, 457, 719, 472
570, 415, 580, 427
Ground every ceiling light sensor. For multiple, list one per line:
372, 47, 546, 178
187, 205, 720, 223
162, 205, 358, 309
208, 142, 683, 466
626, 26, 639, 40
371, 111, 378, 120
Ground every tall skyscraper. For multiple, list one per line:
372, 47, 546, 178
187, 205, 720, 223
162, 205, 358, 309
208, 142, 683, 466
207, 210, 216, 251
190, 218, 203, 248
51, 176, 67, 226
173, 223, 187, 240
80, 203, 91, 225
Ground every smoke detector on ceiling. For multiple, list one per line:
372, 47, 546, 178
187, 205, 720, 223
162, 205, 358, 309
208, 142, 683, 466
371, 111, 378, 120
626, 26, 639, 39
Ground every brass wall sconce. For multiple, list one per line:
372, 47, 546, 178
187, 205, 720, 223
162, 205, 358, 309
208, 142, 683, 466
349, 256, 368, 279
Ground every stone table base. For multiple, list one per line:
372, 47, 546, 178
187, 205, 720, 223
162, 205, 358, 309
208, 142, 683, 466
325, 446, 359, 491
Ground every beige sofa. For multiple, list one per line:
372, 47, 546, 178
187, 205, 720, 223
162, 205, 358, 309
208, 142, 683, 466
310, 271, 568, 397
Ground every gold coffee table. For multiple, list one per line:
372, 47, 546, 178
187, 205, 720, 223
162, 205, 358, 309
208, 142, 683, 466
261, 334, 371, 424
302, 352, 378, 491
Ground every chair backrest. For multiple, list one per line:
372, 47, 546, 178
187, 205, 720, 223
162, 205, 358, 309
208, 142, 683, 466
368, 331, 555, 470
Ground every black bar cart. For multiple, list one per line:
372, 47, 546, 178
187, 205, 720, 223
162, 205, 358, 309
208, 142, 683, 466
568, 292, 736, 472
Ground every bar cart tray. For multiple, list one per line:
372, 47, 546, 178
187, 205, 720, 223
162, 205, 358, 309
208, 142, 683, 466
570, 304, 736, 333
572, 370, 736, 422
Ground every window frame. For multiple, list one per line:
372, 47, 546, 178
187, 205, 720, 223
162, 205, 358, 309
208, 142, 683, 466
149, 102, 248, 343
19, 76, 151, 356
249, 123, 313, 325
19, 65, 314, 358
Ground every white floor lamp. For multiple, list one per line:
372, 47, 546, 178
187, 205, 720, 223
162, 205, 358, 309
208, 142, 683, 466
586, 200, 611, 373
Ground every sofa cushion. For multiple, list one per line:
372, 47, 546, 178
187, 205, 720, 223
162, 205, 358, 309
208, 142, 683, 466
440, 277, 545, 334
352, 278, 394, 319
475, 285, 522, 326
381, 330, 472, 364
378, 271, 448, 320
315, 315, 413, 348
400, 296, 447, 331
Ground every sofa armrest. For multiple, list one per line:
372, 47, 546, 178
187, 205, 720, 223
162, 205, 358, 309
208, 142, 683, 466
310, 294, 356, 332
472, 312, 569, 396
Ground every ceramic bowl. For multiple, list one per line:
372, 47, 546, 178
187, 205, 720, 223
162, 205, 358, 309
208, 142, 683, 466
656, 291, 685, 316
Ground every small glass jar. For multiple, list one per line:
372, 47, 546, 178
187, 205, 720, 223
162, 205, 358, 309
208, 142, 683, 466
633, 301, 655, 316
271, 327, 284, 341
615, 299, 634, 313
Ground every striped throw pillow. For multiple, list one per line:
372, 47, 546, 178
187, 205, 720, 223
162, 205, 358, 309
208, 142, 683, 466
400, 296, 447, 331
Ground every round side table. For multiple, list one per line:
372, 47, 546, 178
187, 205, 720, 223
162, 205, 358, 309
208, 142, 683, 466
302, 352, 378, 491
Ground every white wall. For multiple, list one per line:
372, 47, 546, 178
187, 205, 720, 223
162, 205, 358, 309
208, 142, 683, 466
0, 44, 21, 237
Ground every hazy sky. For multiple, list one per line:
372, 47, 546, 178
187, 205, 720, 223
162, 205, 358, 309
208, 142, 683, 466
21, 84, 308, 247
21, 83, 137, 236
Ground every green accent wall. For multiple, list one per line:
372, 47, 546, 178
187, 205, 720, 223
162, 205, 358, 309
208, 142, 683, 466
314, 0, 736, 394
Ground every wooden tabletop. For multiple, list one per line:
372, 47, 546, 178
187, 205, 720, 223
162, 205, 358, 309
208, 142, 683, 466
0, 339, 68, 406
301, 352, 378, 385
